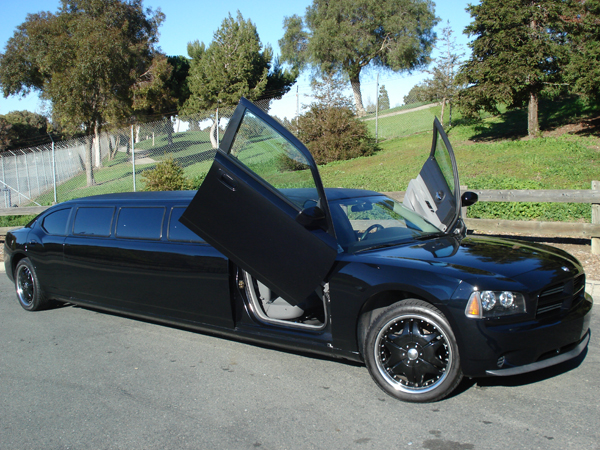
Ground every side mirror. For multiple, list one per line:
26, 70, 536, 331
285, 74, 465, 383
295, 206, 326, 230
461, 191, 478, 207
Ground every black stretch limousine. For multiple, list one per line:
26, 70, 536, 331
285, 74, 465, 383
4, 99, 593, 402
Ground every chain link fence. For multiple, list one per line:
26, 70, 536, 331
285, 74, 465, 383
0, 100, 275, 207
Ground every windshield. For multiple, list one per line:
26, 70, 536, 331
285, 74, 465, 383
329, 195, 442, 253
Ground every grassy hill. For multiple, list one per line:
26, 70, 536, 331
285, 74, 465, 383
3, 96, 599, 227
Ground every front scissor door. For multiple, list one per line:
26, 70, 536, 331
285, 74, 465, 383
180, 98, 338, 305
403, 118, 461, 232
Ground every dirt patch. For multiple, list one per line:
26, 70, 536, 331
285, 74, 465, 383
471, 231, 600, 281
543, 115, 600, 139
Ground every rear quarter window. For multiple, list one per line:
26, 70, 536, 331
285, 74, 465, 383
41, 208, 71, 235
168, 206, 204, 242
73, 207, 115, 237
116, 207, 165, 240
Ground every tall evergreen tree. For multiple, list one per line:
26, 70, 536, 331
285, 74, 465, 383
378, 85, 390, 111
182, 12, 297, 148
561, 0, 600, 101
458, 0, 565, 137
0, 0, 165, 185
279, 0, 437, 117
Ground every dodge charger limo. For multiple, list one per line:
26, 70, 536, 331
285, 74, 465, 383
4, 98, 593, 402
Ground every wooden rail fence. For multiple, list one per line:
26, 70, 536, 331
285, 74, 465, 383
1, 182, 599, 254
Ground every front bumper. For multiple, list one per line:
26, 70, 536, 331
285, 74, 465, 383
485, 330, 590, 376
457, 291, 593, 377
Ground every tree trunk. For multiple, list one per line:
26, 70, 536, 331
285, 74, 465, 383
440, 97, 447, 126
528, 91, 539, 137
350, 77, 366, 117
85, 134, 95, 187
209, 109, 219, 149
94, 121, 102, 168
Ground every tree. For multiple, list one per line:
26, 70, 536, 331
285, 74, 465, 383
561, 0, 600, 101
404, 82, 433, 104
0, 117, 14, 151
0, 111, 49, 149
166, 55, 191, 112
182, 12, 297, 148
297, 74, 377, 164
279, 0, 438, 116
0, 0, 165, 185
421, 23, 464, 126
457, 0, 566, 137
378, 85, 390, 111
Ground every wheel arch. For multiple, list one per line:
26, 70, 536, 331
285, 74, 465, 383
355, 285, 461, 359
356, 289, 430, 357
8, 251, 29, 279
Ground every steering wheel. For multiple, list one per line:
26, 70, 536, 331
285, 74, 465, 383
360, 224, 384, 241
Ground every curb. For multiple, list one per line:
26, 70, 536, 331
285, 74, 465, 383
586, 280, 600, 302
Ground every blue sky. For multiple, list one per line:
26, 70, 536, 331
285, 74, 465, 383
0, 0, 475, 119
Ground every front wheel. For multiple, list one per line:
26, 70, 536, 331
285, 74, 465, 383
14, 258, 48, 311
364, 299, 462, 402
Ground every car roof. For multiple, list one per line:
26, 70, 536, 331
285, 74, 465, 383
57, 188, 383, 207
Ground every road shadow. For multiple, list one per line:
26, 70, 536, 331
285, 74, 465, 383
451, 346, 589, 397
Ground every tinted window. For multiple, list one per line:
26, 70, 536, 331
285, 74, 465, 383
229, 110, 317, 210
116, 207, 165, 240
41, 208, 71, 235
73, 207, 114, 237
168, 207, 204, 242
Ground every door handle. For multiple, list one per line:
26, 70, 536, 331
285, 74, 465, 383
219, 172, 237, 191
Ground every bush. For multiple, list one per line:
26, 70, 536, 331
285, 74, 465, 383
141, 156, 191, 191
297, 105, 378, 165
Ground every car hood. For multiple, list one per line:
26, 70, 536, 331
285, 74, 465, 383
364, 235, 583, 288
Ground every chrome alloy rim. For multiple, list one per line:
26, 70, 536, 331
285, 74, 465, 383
16, 265, 34, 307
374, 313, 453, 394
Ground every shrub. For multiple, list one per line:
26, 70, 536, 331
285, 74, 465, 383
297, 105, 378, 165
141, 156, 191, 191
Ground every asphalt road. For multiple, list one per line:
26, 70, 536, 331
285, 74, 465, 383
1, 273, 598, 450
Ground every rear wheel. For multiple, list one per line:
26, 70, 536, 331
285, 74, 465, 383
15, 258, 47, 311
364, 299, 462, 402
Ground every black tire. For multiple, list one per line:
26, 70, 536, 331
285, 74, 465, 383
14, 258, 47, 311
364, 299, 462, 402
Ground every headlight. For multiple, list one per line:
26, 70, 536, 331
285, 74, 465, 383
465, 290, 526, 318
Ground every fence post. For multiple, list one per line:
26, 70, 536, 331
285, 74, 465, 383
375, 73, 379, 143
13, 151, 21, 205
216, 108, 219, 149
24, 150, 31, 200
49, 135, 57, 204
131, 125, 136, 192
592, 180, 599, 255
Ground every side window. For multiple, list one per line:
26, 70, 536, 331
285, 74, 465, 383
116, 207, 165, 240
41, 208, 71, 235
229, 109, 318, 210
73, 207, 114, 237
168, 207, 204, 242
